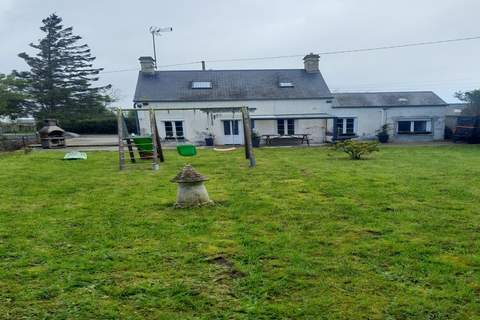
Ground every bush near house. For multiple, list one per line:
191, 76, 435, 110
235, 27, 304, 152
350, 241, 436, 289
1, 146, 479, 318
334, 139, 380, 160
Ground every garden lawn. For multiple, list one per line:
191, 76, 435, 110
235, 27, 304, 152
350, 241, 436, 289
0, 145, 479, 319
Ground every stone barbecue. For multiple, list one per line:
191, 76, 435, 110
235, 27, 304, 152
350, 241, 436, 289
38, 119, 66, 149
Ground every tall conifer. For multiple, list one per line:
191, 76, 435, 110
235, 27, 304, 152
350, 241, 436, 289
18, 14, 111, 120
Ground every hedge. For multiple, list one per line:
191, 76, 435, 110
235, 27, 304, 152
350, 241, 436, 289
37, 117, 138, 135
0, 135, 37, 152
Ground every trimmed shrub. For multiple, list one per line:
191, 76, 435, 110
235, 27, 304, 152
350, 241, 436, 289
334, 140, 379, 160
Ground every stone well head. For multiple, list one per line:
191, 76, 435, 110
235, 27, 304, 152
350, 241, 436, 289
171, 164, 212, 208
171, 164, 208, 184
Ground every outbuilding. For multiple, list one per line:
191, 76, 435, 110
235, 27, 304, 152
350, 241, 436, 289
332, 91, 447, 142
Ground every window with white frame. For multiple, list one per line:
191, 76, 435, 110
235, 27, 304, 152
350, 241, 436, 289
397, 120, 432, 134
336, 118, 356, 136
223, 120, 239, 136
163, 121, 184, 139
277, 119, 295, 135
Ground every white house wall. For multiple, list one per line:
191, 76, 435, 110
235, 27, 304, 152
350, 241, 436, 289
136, 99, 446, 144
137, 99, 333, 144
254, 120, 276, 135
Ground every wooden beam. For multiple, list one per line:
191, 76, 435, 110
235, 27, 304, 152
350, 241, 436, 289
120, 113, 136, 163
242, 110, 249, 160
117, 109, 126, 170
149, 109, 159, 171
241, 106, 256, 168
119, 106, 256, 113
242, 108, 250, 160
152, 113, 165, 162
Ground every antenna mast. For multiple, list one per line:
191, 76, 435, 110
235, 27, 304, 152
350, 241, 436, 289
149, 26, 173, 69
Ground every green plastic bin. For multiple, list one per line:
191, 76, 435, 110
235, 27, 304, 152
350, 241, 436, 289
177, 144, 197, 157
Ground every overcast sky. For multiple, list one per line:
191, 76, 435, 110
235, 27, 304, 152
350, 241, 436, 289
1, 0, 479, 106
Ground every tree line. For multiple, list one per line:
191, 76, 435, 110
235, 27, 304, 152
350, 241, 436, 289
0, 14, 113, 124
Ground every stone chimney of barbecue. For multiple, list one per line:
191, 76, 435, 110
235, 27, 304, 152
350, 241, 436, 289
139, 56, 155, 75
303, 53, 320, 73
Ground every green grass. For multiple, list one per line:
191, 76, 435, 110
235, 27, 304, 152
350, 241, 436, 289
1, 145, 480, 319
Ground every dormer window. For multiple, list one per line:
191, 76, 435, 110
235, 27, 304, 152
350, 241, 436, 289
279, 81, 294, 88
191, 81, 212, 89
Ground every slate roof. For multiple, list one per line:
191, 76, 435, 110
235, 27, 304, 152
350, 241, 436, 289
332, 91, 447, 108
134, 69, 333, 102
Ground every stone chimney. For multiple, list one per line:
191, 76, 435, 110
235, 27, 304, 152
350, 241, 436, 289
139, 56, 155, 75
303, 53, 320, 73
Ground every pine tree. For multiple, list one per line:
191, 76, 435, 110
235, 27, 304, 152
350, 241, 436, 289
18, 14, 111, 120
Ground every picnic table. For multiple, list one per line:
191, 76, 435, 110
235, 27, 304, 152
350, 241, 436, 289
262, 134, 311, 146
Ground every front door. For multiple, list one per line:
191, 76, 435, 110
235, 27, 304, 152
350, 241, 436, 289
219, 120, 243, 145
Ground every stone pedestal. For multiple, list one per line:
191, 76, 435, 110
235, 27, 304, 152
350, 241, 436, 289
171, 165, 212, 208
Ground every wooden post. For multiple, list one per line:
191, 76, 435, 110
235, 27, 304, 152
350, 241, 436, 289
120, 113, 136, 163
242, 111, 249, 159
117, 108, 126, 170
149, 109, 159, 171
152, 113, 165, 162
241, 106, 256, 168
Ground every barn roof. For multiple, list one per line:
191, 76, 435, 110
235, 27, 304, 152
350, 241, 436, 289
332, 91, 447, 108
134, 69, 333, 102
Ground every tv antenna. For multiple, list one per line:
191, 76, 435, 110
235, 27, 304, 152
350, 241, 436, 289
149, 26, 173, 69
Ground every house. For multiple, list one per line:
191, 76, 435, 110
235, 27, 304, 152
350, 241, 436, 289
133, 54, 447, 144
